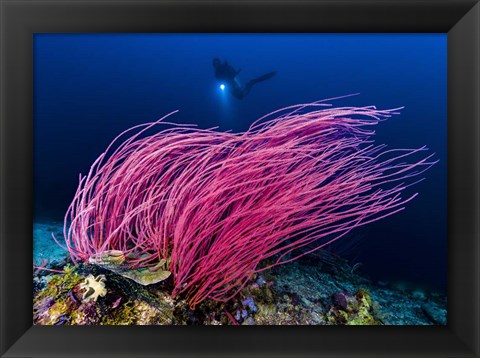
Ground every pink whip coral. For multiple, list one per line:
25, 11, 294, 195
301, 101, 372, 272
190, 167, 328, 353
59, 99, 436, 309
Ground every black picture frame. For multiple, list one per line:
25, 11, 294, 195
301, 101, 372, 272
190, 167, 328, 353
1, 0, 479, 357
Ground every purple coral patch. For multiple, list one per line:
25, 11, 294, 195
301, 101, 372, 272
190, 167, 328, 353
332, 292, 349, 310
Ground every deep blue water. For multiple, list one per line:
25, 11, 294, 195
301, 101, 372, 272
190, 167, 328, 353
34, 34, 447, 291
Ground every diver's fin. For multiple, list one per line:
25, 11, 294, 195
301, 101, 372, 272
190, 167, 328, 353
243, 71, 277, 97
251, 71, 277, 84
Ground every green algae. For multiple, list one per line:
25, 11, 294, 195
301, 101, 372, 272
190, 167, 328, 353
326, 288, 381, 325
35, 265, 83, 301
101, 301, 137, 325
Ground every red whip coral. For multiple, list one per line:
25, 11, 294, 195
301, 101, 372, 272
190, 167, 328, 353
58, 100, 436, 309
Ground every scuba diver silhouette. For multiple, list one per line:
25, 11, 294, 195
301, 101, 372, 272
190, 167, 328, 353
212, 58, 276, 100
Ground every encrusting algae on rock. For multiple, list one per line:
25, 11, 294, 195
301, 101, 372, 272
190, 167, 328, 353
32, 249, 446, 326
33, 263, 177, 325
326, 288, 381, 325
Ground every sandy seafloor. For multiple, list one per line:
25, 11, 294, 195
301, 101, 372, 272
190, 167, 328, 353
33, 221, 447, 326
33, 221, 67, 264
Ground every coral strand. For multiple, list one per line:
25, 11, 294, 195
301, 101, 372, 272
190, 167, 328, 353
60, 102, 436, 309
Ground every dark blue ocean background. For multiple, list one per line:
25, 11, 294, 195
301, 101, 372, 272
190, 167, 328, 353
34, 34, 447, 292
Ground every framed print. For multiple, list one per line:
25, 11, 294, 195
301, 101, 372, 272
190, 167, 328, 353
1, 0, 479, 357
